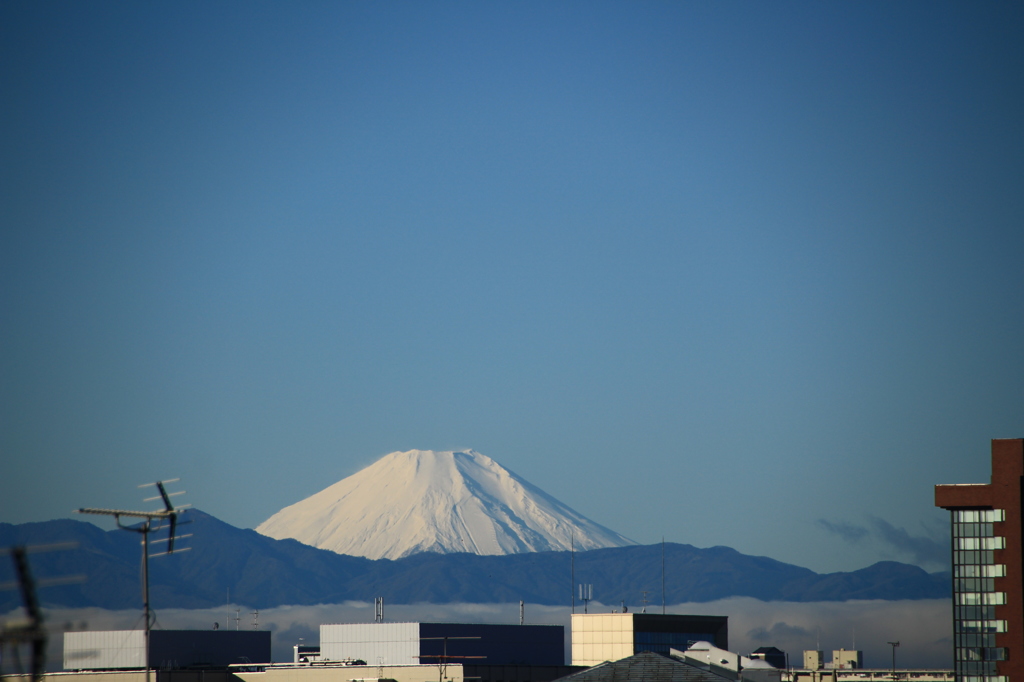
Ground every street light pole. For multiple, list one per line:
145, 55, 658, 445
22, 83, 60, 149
887, 641, 900, 682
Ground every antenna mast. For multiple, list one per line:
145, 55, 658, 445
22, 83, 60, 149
570, 531, 575, 614
579, 584, 593, 614
662, 537, 666, 614
77, 480, 190, 682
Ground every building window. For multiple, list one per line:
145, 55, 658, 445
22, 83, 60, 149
956, 593, 1007, 606
956, 621, 1008, 634
955, 565, 1006, 578
954, 510, 1005, 523
634, 631, 717, 655
951, 509, 1008, 682
956, 537, 1006, 551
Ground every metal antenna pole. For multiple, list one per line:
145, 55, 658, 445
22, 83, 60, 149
570, 532, 575, 614
4, 547, 47, 682
77, 480, 190, 682
2, 543, 80, 682
888, 642, 899, 682
662, 537, 666, 615
141, 522, 151, 682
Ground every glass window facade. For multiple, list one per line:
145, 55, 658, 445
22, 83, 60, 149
952, 509, 1008, 682
634, 631, 718, 656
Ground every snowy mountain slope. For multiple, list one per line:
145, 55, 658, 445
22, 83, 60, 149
255, 449, 637, 559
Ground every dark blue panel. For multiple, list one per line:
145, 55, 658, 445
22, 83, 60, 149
418, 623, 564, 666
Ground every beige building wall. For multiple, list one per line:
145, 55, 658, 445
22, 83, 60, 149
235, 664, 462, 682
831, 650, 861, 670
570, 614, 633, 666
803, 651, 823, 670
4, 672, 232, 682
1, 668, 453, 682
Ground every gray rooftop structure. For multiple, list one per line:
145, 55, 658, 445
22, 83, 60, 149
555, 651, 733, 682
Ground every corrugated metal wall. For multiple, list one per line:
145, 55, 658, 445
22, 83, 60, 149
64, 631, 146, 670
319, 622, 420, 664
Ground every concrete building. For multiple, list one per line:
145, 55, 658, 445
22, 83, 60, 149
320, 622, 564, 667
63, 630, 271, 671
784, 670, 954, 682
570, 614, 728, 666
936, 438, 1024, 682
830, 651, 861, 670
803, 652, 824, 671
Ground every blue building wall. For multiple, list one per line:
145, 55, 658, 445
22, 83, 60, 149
149, 630, 271, 669
419, 623, 565, 666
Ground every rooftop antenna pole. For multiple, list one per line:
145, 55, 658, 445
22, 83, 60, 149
519, 600, 524, 626
662, 537, 666, 615
570, 531, 575, 615
1, 547, 44, 682
77, 480, 191, 682
887, 641, 900, 682
1, 543, 81, 682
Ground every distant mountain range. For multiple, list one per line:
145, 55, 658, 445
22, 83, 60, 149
256, 449, 636, 559
0, 510, 949, 612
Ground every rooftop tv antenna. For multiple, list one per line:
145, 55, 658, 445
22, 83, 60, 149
417, 636, 484, 682
570, 531, 575, 614
0, 544, 79, 682
77, 479, 191, 682
0, 546, 46, 682
1, 544, 83, 681
375, 597, 384, 622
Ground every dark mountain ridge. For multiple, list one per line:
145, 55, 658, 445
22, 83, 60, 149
0, 510, 949, 612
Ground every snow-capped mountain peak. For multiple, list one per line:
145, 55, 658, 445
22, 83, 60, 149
255, 449, 636, 559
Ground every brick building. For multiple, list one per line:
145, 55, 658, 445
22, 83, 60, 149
935, 438, 1024, 682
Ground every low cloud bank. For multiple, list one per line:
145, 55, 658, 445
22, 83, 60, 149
8, 599, 950, 673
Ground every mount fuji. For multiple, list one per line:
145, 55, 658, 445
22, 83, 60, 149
255, 449, 637, 559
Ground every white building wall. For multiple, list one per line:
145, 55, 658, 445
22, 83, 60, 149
320, 622, 420, 665
64, 631, 145, 670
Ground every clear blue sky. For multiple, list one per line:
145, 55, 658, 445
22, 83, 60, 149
3, 1, 1022, 574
